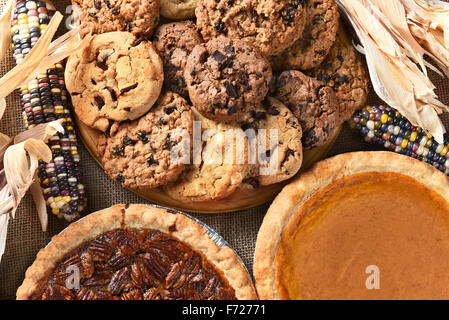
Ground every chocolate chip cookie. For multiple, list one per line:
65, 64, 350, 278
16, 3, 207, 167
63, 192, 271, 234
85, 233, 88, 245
160, 0, 198, 20
195, 0, 307, 57
240, 97, 303, 186
272, 70, 339, 150
97, 92, 193, 189
273, 0, 340, 71
153, 21, 203, 99
163, 108, 249, 203
66, 32, 164, 132
307, 30, 369, 121
185, 36, 272, 123
73, 0, 160, 37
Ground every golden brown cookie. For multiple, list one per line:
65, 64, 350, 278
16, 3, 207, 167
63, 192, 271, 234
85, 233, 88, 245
97, 92, 193, 189
163, 108, 249, 203
185, 36, 272, 123
153, 21, 203, 99
240, 97, 303, 187
272, 70, 339, 150
73, 0, 161, 37
272, 0, 340, 71
160, 0, 198, 20
306, 31, 369, 122
66, 32, 164, 132
195, 0, 307, 57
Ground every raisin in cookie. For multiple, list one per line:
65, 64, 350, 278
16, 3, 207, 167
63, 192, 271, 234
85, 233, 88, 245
73, 0, 160, 37
273, 0, 340, 71
240, 97, 303, 186
160, 0, 198, 20
97, 92, 193, 189
153, 21, 203, 99
196, 0, 307, 57
66, 32, 164, 132
272, 70, 339, 150
307, 30, 369, 121
185, 36, 272, 123
163, 108, 249, 203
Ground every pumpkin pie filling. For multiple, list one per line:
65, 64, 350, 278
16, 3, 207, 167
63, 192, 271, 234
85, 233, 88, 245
275, 172, 449, 300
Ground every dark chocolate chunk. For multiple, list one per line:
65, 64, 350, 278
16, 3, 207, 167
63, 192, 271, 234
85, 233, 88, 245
120, 83, 138, 94
116, 174, 125, 184
94, 96, 105, 109
228, 104, 237, 115
113, 146, 124, 156
224, 81, 238, 98
132, 38, 145, 47
137, 132, 148, 143
213, 50, 227, 64
107, 88, 117, 102
214, 21, 225, 33
164, 106, 176, 115
104, 0, 112, 9
281, 149, 295, 167
123, 136, 136, 146
147, 155, 159, 166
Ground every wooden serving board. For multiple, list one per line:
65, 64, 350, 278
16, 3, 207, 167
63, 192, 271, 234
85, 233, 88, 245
75, 115, 341, 214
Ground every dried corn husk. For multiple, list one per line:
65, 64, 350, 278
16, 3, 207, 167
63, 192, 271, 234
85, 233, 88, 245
0, 0, 13, 62
0, 12, 90, 99
0, 7, 89, 261
403, 0, 449, 77
0, 120, 64, 260
0, 12, 63, 97
337, 0, 449, 143
1, 121, 64, 218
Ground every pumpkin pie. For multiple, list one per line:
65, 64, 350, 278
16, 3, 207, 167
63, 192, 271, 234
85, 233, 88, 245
254, 151, 449, 300
17, 204, 257, 300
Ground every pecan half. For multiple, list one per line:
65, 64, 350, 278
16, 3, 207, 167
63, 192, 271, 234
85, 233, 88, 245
108, 267, 130, 295
81, 251, 94, 278
142, 252, 170, 282
42, 284, 75, 300
89, 239, 113, 261
108, 250, 129, 270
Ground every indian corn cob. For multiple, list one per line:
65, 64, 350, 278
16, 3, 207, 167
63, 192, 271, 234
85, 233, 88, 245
349, 105, 449, 175
11, 0, 86, 221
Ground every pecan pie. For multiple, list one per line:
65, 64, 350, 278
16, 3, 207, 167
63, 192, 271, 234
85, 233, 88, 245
17, 204, 257, 300
255, 151, 449, 300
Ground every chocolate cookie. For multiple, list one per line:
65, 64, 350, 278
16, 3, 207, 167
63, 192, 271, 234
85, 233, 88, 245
272, 70, 339, 150
97, 92, 193, 189
66, 32, 164, 132
195, 0, 307, 57
273, 0, 340, 71
163, 108, 249, 203
161, 0, 198, 20
73, 0, 160, 37
307, 30, 369, 121
185, 36, 272, 123
240, 97, 303, 186
153, 21, 203, 99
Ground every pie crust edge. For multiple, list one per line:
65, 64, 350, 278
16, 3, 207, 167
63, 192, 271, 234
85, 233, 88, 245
16, 204, 258, 300
253, 151, 449, 299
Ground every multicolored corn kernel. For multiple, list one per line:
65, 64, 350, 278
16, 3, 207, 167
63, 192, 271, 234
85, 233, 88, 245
349, 105, 449, 175
11, 0, 86, 221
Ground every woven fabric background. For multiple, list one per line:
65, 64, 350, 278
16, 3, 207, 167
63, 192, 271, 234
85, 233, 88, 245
1, 0, 449, 300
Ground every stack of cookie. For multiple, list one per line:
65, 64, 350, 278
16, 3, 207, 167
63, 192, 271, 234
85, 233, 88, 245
66, 0, 369, 204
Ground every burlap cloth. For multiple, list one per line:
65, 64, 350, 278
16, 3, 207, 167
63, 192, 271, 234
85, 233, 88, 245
1, 0, 449, 300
